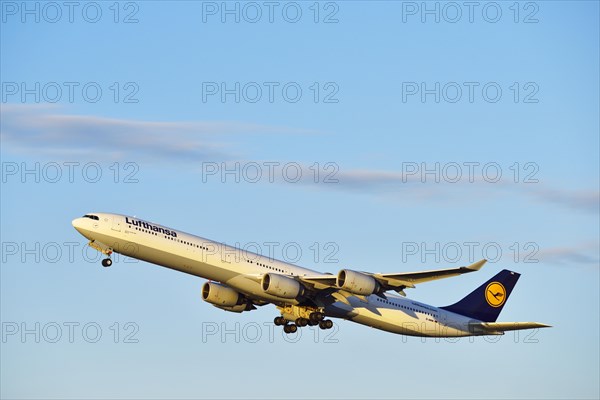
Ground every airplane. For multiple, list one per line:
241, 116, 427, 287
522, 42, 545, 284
72, 213, 551, 337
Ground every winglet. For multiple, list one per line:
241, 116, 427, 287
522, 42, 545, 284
466, 259, 487, 271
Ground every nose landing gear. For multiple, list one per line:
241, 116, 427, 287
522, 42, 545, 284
87, 240, 113, 268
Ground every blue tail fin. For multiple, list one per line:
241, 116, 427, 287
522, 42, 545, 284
440, 269, 520, 322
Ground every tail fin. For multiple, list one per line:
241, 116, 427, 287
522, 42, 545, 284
440, 269, 520, 322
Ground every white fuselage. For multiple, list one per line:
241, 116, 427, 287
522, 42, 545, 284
72, 213, 482, 337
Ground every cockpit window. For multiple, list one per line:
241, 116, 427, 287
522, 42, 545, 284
82, 214, 100, 220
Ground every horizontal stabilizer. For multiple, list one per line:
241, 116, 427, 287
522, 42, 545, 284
470, 321, 552, 334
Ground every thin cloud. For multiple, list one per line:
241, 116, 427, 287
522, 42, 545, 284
525, 187, 600, 214
2, 104, 597, 214
316, 168, 599, 213
0, 104, 316, 162
537, 242, 600, 266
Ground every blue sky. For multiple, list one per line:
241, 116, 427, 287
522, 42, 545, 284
1, 1, 598, 399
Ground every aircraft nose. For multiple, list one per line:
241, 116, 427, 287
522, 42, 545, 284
72, 218, 84, 233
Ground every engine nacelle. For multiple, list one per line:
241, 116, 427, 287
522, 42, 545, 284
261, 273, 303, 299
202, 281, 241, 307
213, 303, 254, 313
337, 269, 379, 295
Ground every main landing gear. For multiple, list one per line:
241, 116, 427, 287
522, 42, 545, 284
274, 312, 334, 334
101, 258, 112, 267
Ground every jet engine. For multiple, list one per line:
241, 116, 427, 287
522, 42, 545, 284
336, 269, 379, 295
202, 281, 242, 307
261, 273, 303, 299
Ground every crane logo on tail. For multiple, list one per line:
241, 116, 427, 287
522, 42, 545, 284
485, 282, 506, 307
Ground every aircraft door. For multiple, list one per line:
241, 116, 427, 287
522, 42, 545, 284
111, 215, 122, 232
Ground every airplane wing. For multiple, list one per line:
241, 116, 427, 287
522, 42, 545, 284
300, 259, 487, 296
298, 274, 337, 290
470, 321, 552, 334
373, 259, 487, 293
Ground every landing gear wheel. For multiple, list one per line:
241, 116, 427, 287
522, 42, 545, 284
288, 324, 297, 333
309, 312, 325, 323
319, 320, 333, 330
296, 318, 308, 327
274, 316, 286, 326
101, 258, 112, 267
